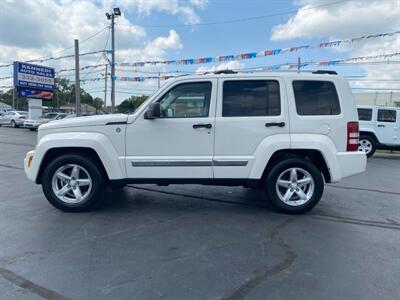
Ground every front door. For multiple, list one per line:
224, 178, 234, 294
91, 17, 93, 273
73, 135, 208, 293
125, 79, 216, 179
376, 108, 399, 145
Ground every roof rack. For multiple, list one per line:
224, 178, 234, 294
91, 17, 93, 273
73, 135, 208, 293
312, 70, 338, 75
213, 70, 237, 74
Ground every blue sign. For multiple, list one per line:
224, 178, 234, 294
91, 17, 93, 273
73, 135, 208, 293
13, 62, 55, 91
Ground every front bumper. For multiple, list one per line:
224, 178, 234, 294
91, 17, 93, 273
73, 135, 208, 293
24, 122, 40, 128
24, 150, 37, 182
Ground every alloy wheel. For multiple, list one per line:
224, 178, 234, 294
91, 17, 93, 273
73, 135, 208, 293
358, 139, 372, 155
275, 167, 315, 206
51, 164, 92, 204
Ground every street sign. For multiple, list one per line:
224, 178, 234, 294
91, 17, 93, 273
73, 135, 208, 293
13, 62, 55, 91
18, 89, 53, 99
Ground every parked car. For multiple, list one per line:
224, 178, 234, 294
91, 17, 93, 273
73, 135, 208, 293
0, 108, 15, 114
0, 111, 28, 128
24, 112, 68, 131
357, 105, 400, 157
24, 71, 366, 214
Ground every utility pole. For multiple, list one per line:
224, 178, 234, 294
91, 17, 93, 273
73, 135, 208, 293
106, 7, 121, 113
104, 64, 108, 111
297, 57, 301, 73
111, 15, 116, 113
74, 39, 81, 117
12, 87, 15, 108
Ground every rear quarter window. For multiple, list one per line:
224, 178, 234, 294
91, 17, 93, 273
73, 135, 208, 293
357, 108, 373, 121
293, 80, 341, 116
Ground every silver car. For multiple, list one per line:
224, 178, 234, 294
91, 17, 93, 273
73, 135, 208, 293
24, 112, 68, 131
0, 111, 28, 128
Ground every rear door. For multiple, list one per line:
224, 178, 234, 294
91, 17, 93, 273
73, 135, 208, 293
376, 108, 399, 145
214, 77, 289, 179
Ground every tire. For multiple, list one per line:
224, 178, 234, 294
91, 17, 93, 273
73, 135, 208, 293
264, 158, 324, 214
29, 128, 36, 131
358, 135, 376, 158
41, 154, 105, 212
11, 120, 18, 128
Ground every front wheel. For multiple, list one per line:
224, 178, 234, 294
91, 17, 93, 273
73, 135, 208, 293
264, 158, 324, 214
42, 154, 105, 212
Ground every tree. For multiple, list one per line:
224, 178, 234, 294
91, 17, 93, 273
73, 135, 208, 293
117, 95, 148, 113
93, 97, 104, 113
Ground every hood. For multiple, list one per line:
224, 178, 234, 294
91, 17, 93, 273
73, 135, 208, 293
39, 114, 128, 130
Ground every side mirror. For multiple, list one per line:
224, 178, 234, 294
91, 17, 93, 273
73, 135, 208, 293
144, 102, 161, 119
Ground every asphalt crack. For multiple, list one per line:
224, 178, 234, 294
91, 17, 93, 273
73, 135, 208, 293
0, 163, 24, 170
328, 184, 400, 196
0, 266, 71, 300
127, 185, 400, 231
223, 218, 296, 300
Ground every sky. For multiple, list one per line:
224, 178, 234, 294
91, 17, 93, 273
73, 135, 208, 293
0, 0, 399, 105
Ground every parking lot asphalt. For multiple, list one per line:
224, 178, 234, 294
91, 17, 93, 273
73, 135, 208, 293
0, 126, 399, 300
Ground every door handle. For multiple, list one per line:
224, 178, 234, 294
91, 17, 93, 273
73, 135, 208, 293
193, 123, 212, 129
265, 122, 285, 128
377, 124, 385, 128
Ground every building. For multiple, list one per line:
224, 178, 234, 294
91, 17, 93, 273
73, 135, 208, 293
59, 103, 98, 115
353, 92, 400, 107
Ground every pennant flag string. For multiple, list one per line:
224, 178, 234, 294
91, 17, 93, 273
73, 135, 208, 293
0, 50, 111, 69
115, 30, 400, 67
55, 52, 400, 85
57, 63, 107, 74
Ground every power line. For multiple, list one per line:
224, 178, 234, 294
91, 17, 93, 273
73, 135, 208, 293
0, 26, 110, 66
129, 0, 347, 28
81, 27, 111, 81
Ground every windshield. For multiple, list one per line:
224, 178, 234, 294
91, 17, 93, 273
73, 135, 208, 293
40, 113, 58, 119
17, 111, 28, 115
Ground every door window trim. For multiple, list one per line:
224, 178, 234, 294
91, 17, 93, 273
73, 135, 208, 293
221, 79, 282, 117
155, 81, 213, 119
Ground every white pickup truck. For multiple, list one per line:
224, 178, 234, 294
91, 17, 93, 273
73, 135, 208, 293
358, 105, 400, 157
24, 71, 366, 214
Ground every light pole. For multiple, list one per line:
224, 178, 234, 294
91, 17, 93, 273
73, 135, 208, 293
106, 7, 121, 113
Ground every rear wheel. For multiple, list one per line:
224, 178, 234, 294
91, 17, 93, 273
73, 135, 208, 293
358, 135, 376, 158
11, 120, 18, 128
264, 158, 324, 214
42, 154, 105, 212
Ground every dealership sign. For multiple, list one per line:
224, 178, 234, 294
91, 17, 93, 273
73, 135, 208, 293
13, 62, 55, 91
18, 89, 53, 99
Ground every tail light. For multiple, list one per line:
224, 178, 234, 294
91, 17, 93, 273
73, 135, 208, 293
347, 121, 359, 151
19, 116, 26, 119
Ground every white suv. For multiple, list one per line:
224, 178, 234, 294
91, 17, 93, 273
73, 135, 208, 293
357, 105, 400, 157
24, 71, 366, 214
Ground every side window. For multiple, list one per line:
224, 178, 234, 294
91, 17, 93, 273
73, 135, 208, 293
377, 109, 396, 123
357, 108, 373, 121
158, 82, 212, 118
293, 80, 341, 115
222, 80, 281, 117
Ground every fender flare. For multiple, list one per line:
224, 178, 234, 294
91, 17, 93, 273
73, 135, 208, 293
33, 132, 125, 182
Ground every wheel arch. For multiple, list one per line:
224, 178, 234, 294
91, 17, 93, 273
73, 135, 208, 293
36, 147, 109, 184
260, 149, 331, 185
359, 130, 378, 143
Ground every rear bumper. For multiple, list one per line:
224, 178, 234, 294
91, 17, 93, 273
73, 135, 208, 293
332, 151, 367, 182
15, 119, 25, 125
